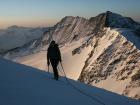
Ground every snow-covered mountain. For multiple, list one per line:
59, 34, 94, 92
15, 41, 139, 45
78, 27, 140, 100
41, 11, 140, 100
0, 58, 140, 105
0, 25, 46, 54
77, 12, 140, 100
1, 11, 140, 100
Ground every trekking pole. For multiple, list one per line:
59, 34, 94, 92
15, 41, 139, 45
60, 62, 68, 78
57, 66, 63, 76
60, 62, 69, 84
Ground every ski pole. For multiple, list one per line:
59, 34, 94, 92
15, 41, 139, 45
60, 62, 69, 82
60, 62, 66, 76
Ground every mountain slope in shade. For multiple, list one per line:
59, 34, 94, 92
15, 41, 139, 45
0, 58, 140, 105
105, 11, 140, 31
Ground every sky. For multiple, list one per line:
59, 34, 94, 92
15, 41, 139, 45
0, 0, 140, 29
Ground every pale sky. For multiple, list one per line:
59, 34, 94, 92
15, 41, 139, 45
0, 0, 140, 29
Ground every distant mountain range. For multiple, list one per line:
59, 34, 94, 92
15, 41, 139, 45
0, 26, 47, 54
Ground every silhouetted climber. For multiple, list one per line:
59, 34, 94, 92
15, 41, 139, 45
47, 40, 62, 80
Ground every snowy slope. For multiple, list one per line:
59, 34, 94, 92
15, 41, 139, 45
0, 58, 140, 105
115, 28, 140, 49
